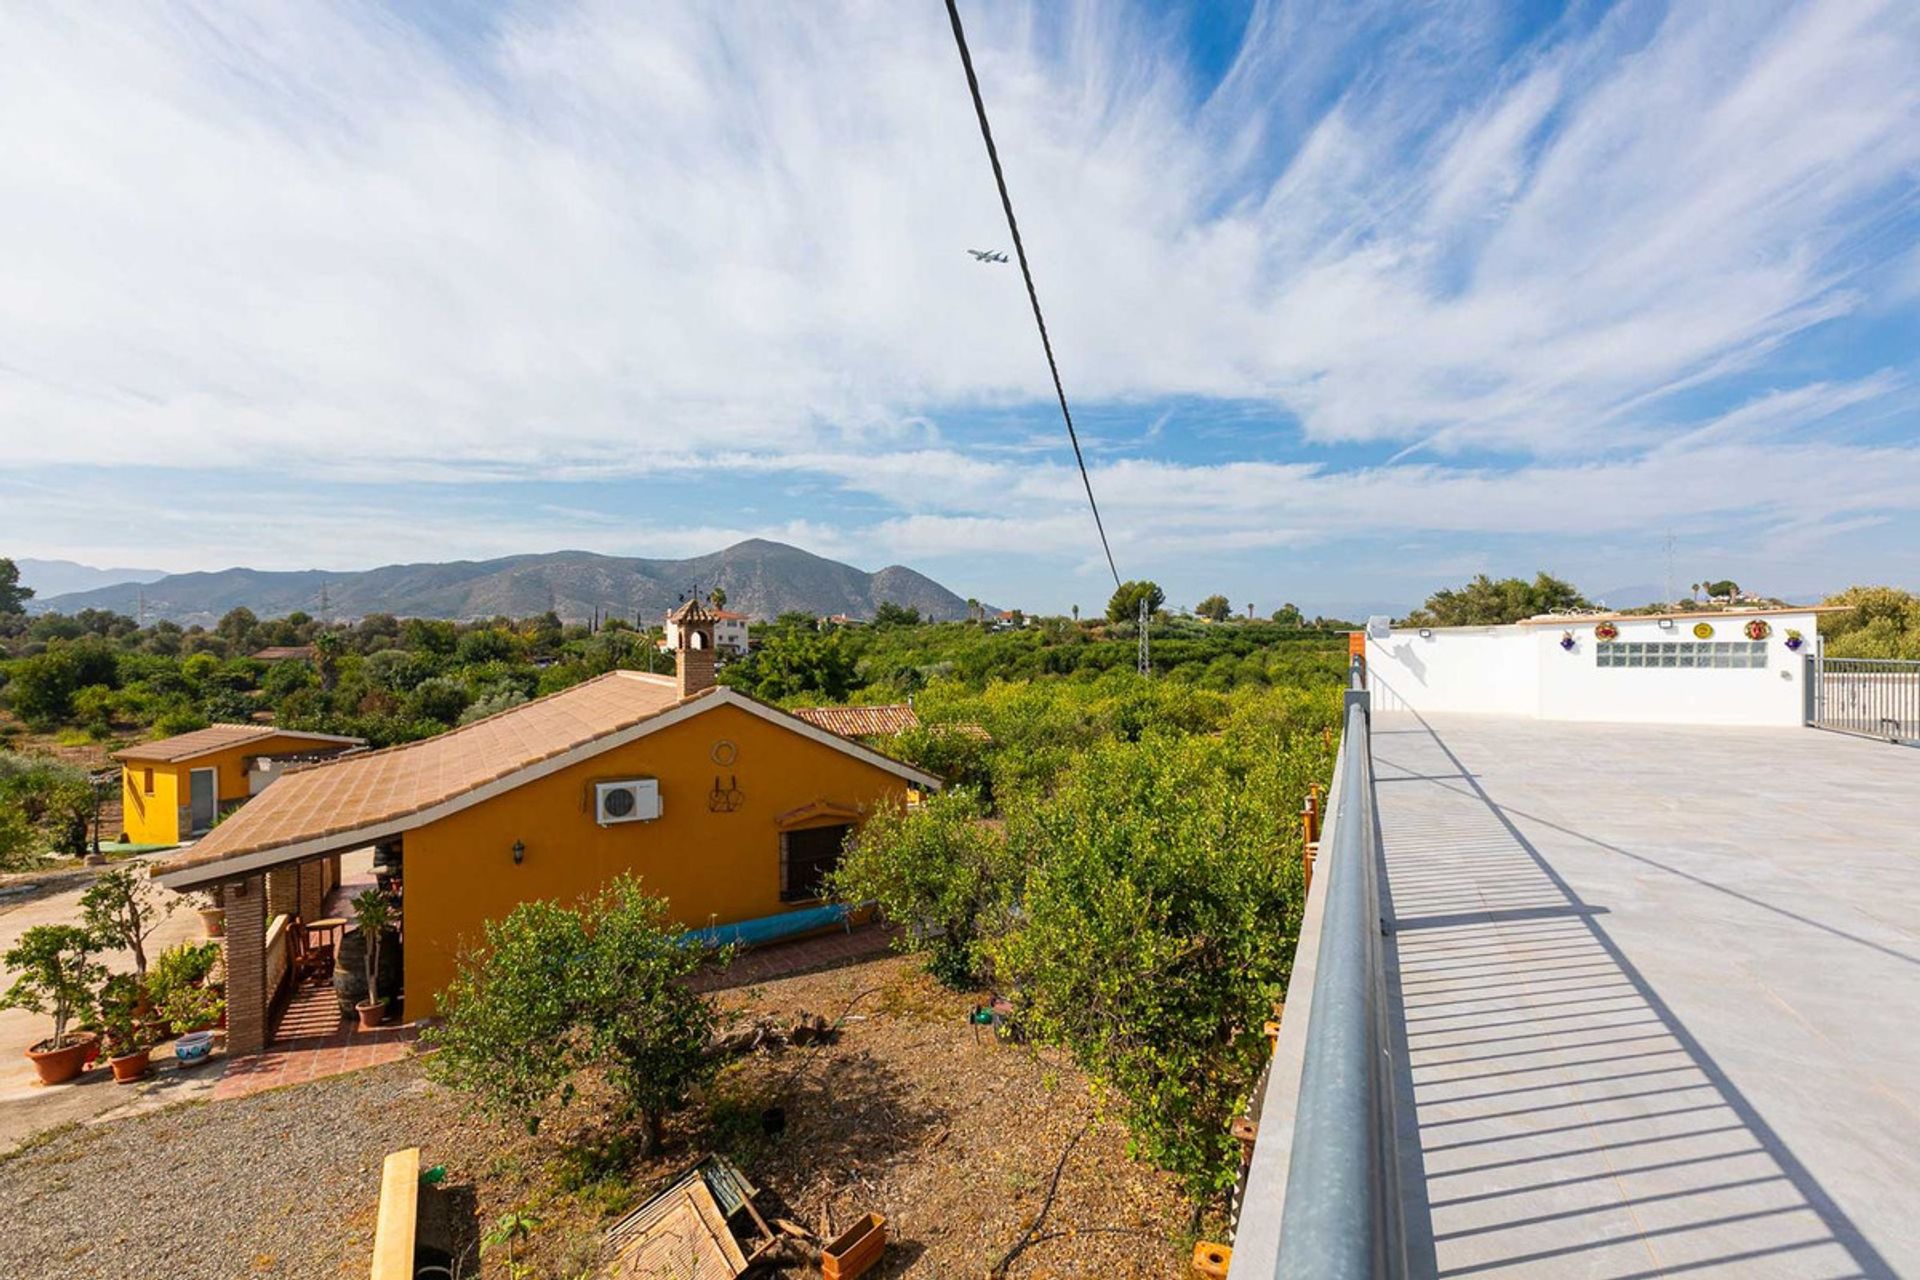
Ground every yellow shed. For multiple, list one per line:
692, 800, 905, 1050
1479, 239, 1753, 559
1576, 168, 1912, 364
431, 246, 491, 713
113, 724, 364, 846
156, 601, 940, 1054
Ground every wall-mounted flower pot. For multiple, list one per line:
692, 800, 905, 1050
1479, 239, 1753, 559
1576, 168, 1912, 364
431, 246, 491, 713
108, 1047, 151, 1085
25, 1036, 94, 1086
199, 907, 226, 939
822, 1213, 887, 1280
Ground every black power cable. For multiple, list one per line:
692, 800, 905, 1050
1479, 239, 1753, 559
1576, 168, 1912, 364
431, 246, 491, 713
944, 0, 1122, 589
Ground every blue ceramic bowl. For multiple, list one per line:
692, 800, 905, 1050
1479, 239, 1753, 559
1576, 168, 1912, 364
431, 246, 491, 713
174, 1031, 214, 1063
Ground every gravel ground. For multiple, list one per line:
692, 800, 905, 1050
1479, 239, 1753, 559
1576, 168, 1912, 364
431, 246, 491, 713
0, 953, 1194, 1279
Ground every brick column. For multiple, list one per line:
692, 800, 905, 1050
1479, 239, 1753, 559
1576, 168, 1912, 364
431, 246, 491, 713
266, 865, 298, 921
296, 860, 324, 920
222, 875, 268, 1056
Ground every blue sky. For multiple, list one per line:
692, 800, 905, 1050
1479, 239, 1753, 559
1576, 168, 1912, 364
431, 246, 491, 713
3, 0, 1918, 617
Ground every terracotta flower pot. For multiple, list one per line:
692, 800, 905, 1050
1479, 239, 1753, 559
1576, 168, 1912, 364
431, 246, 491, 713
822, 1213, 887, 1280
199, 907, 226, 938
108, 1047, 151, 1085
26, 1036, 94, 1086
356, 999, 387, 1032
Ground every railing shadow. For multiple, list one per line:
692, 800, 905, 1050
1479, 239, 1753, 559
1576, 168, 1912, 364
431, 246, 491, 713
1376, 715, 1896, 1279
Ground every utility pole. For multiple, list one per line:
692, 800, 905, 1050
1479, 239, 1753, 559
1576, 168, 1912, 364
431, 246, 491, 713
1137, 595, 1151, 676
1663, 530, 1675, 607
318, 582, 330, 622
136, 589, 146, 627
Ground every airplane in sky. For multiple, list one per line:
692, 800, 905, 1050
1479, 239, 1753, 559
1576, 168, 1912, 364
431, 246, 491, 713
967, 248, 1009, 263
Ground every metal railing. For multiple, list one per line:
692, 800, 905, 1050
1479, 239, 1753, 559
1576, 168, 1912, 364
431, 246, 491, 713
1270, 666, 1407, 1278
1808, 655, 1920, 745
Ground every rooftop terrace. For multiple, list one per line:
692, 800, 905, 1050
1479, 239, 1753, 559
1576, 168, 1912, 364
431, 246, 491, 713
1235, 707, 1920, 1278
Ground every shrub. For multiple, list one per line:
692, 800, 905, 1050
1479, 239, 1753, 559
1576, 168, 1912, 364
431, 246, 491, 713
148, 940, 223, 1033
829, 789, 1013, 988
987, 730, 1314, 1199
425, 876, 721, 1153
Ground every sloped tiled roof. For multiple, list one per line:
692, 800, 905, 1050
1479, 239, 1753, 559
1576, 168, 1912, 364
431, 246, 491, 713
113, 724, 362, 765
792, 704, 920, 738
251, 645, 317, 661
164, 672, 690, 872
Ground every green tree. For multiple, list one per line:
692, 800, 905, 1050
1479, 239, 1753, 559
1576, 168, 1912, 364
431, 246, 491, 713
1401, 572, 1591, 627
1196, 594, 1233, 622
0, 558, 32, 614
79, 866, 177, 978
424, 876, 720, 1153
1820, 585, 1920, 659
721, 628, 857, 702
4, 648, 80, 727
1106, 580, 1165, 624
986, 731, 1314, 1197
0, 925, 104, 1050
829, 789, 1013, 988
872, 601, 922, 628
1703, 579, 1740, 600
1271, 602, 1304, 627
215, 607, 259, 649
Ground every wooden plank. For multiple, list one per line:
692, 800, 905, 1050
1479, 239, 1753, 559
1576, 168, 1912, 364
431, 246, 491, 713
370, 1147, 421, 1280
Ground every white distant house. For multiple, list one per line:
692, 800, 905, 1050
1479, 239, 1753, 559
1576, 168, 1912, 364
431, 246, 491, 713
1365, 606, 1832, 727
664, 606, 750, 655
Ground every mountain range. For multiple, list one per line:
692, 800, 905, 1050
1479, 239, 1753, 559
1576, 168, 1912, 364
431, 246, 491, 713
29, 540, 975, 627
16, 558, 167, 599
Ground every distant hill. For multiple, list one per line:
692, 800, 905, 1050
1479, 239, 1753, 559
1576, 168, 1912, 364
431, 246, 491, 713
32, 540, 975, 626
15, 558, 167, 599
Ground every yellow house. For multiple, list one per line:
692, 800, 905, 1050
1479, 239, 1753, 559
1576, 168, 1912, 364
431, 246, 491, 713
112, 724, 365, 846
157, 601, 940, 1054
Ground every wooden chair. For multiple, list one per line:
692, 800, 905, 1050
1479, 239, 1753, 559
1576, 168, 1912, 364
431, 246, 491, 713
288, 917, 334, 984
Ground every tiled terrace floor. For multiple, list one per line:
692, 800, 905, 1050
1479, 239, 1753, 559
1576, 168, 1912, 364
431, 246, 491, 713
1374, 714, 1920, 1278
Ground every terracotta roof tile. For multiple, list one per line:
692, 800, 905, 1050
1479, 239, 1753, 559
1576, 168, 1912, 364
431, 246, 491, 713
792, 704, 921, 738
164, 672, 687, 873
112, 724, 362, 764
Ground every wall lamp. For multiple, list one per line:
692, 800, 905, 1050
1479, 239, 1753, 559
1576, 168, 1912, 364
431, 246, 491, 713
1418, 628, 1433, 639
512, 840, 525, 865
1657, 618, 1676, 630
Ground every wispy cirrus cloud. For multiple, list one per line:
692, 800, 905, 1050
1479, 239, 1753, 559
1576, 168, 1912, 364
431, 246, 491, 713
2, 1, 1917, 608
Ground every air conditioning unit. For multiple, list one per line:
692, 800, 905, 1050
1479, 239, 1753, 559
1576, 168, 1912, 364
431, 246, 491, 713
594, 779, 661, 826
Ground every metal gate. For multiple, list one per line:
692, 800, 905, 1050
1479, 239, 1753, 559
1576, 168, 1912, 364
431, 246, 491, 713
1807, 655, 1920, 744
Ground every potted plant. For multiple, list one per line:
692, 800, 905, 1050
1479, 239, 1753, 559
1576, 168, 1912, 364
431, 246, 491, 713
197, 892, 225, 939
98, 972, 153, 1084
149, 941, 225, 1034
351, 888, 394, 1031
79, 866, 177, 979
0, 925, 106, 1085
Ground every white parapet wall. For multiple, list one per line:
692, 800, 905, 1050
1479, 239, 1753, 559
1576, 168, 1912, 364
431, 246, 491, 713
1367, 608, 1824, 727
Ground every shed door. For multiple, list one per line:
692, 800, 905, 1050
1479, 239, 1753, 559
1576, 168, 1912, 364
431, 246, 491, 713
188, 768, 217, 834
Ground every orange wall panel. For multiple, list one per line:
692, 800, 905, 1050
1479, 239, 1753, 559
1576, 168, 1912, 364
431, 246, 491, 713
400, 703, 913, 1013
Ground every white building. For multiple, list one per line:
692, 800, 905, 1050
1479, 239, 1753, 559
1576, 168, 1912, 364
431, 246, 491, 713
1365, 607, 1830, 728
664, 607, 750, 655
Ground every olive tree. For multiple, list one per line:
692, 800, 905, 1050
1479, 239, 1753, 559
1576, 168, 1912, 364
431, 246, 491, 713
425, 876, 720, 1153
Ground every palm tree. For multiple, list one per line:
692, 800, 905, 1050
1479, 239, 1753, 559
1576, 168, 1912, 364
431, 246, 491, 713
708, 586, 727, 610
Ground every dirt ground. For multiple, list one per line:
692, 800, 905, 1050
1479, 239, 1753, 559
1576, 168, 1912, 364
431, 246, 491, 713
1, 950, 1195, 1279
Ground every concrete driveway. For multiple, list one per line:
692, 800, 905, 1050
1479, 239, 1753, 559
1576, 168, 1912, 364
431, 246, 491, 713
0, 855, 218, 1149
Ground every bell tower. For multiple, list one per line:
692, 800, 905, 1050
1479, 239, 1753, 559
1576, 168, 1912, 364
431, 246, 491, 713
668, 597, 718, 697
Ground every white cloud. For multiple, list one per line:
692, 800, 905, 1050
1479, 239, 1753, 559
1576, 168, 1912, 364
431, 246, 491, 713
1, 0, 1917, 603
